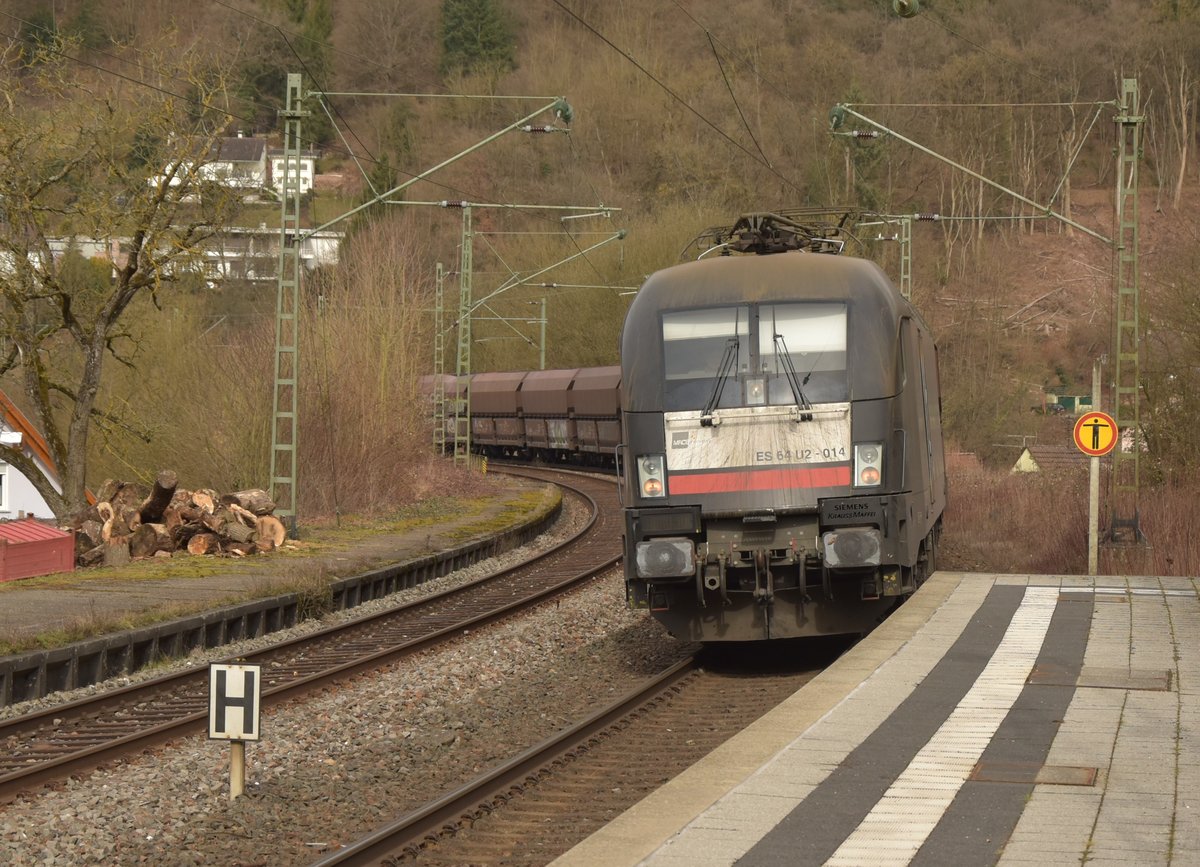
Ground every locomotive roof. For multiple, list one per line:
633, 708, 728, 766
620, 252, 920, 409
629, 251, 904, 312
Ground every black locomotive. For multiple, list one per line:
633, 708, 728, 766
434, 212, 946, 642
618, 213, 946, 641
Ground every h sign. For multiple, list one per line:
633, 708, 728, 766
208, 664, 262, 741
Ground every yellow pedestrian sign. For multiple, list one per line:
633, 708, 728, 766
1073, 411, 1117, 457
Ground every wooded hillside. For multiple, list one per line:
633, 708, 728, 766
5, 0, 1199, 505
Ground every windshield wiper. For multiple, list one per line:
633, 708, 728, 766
700, 336, 739, 426
774, 333, 813, 422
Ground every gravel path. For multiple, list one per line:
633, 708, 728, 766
0, 499, 693, 866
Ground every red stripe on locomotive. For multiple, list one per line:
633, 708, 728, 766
667, 464, 851, 495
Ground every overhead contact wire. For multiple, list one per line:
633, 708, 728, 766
549, 0, 804, 196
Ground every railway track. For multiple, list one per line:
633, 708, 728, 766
0, 467, 620, 804
310, 653, 829, 866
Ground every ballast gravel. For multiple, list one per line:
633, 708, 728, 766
0, 499, 693, 866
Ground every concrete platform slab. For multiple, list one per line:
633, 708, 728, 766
553, 571, 1198, 867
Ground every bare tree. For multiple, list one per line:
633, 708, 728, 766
0, 38, 238, 521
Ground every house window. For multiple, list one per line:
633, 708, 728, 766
0, 462, 8, 512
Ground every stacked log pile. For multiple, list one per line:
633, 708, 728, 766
71, 470, 288, 567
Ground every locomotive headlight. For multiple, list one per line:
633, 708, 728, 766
638, 453, 667, 498
822, 529, 882, 567
854, 442, 883, 487
746, 377, 766, 405
635, 537, 695, 578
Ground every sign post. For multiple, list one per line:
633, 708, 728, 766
1073, 404, 1118, 575
209, 663, 262, 801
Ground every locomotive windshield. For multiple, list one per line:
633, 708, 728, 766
662, 302, 847, 411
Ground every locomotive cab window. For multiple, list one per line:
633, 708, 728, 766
662, 306, 749, 410
662, 302, 847, 411
759, 303, 848, 405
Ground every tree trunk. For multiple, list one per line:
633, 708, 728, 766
103, 538, 132, 567
138, 469, 178, 524
78, 545, 106, 568
187, 532, 219, 555
78, 519, 104, 549
94, 479, 122, 505
220, 489, 277, 516
226, 503, 259, 527
200, 511, 227, 534
130, 523, 174, 559
221, 518, 256, 544
69, 474, 291, 565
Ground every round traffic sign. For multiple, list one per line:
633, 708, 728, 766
1073, 411, 1118, 457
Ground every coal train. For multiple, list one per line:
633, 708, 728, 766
435, 212, 946, 642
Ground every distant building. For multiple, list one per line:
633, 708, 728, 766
151, 132, 270, 198
1041, 390, 1093, 416
268, 147, 319, 197
1011, 445, 1089, 475
35, 226, 342, 290
200, 224, 342, 284
204, 133, 269, 191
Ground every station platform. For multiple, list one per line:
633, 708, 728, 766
554, 571, 1197, 866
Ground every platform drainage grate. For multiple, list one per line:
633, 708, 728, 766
1027, 664, 1172, 691
969, 761, 1097, 786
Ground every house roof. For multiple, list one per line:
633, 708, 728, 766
211, 136, 266, 163
0, 389, 58, 480
1018, 445, 1090, 473
0, 388, 96, 505
0, 517, 70, 543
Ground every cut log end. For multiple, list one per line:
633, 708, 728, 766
187, 532, 219, 556
255, 515, 287, 548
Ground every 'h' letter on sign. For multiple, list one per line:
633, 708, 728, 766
208, 664, 262, 741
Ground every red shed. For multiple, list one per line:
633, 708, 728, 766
0, 519, 75, 582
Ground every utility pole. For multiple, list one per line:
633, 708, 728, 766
857, 214, 914, 299
453, 206, 474, 465
442, 205, 625, 465
535, 298, 546, 370
1109, 78, 1144, 543
270, 85, 586, 509
270, 73, 306, 532
831, 83, 1144, 545
433, 262, 447, 453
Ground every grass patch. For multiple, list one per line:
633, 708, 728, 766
0, 484, 558, 657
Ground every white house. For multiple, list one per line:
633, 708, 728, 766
152, 132, 269, 196
152, 133, 326, 201
203, 133, 268, 192
0, 390, 61, 520
199, 224, 342, 284
21, 227, 341, 295
268, 147, 318, 197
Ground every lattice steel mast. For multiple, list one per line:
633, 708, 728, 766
1109, 78, 1144, 543
270, 73, 306, 530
